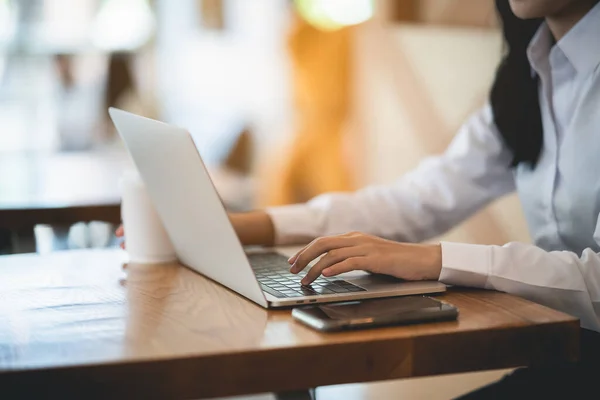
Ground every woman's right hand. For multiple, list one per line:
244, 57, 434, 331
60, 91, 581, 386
114, 211, 276, 250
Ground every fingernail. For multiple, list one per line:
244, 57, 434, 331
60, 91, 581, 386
289, 263, 297, 274
301, 279, 308, 285
288, 255, 297, 264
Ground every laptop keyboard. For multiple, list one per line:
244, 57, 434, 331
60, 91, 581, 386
247, 252, 366, 299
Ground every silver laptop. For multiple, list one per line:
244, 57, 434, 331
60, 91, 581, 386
109, 108, 446, 308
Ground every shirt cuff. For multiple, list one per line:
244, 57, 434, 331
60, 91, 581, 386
439, 242, 492, 288
265, 204, 321, 245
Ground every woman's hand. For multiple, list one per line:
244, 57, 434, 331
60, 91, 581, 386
288, 232, 442, 285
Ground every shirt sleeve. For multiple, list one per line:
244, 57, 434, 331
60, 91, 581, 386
440, 241, 600, 332
266, 104, 516, 245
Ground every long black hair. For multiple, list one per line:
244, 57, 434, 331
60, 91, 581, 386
491, 0, 544, 168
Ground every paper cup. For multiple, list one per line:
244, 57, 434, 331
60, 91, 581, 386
120, 170, 177, 264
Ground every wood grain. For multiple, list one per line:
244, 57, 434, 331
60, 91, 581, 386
0, 250, 579, 399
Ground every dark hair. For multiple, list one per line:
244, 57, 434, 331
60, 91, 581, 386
490, 0, 544, 168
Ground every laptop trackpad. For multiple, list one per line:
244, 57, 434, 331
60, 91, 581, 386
340, 271, 406, 290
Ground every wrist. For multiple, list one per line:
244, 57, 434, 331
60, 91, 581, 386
424, 243, 442, 280
230, 211, 275, 246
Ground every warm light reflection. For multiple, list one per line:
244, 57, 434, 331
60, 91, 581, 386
294, 0, 374, 31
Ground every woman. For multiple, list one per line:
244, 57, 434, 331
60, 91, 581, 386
223, 0, 600, 331
119, 0, 600, 396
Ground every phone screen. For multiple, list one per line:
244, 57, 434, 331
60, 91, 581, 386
317, 296, 445, 320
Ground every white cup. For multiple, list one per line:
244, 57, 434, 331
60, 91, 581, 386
120, 170, 177, 264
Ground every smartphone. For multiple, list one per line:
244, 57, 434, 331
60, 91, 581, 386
291, 296, 458, 332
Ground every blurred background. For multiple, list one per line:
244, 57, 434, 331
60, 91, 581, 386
0, 0, 530, 255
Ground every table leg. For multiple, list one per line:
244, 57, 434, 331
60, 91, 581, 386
274, 388, 316, 400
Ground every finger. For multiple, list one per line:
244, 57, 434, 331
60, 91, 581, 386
116, 225, 124, 237
291, 235, 358, 274
301, 247, 366, 285
322, 257, 367, 278
288, 243, 309, 264
289, 239, 323, 270
120, 241, 126, 249
291, 236, 353, 274
289, 231, 361, 265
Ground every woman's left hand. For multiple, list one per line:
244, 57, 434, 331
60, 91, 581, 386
288, 232, 442, 285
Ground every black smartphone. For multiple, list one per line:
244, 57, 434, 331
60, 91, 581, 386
291, 296, 458, 332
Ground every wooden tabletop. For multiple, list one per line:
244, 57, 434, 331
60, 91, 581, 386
0, 151, 131, 229
0, 249, 579, 399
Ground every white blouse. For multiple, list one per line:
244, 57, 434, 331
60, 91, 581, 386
267, 3, 600, 331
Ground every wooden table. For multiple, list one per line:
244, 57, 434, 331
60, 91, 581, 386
0, 249, 579, 399
0, 151, 131, 231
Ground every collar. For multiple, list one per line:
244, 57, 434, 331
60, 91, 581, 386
527, 1, 600, 77
557, 1, 600, 76
527, 23, 553, 78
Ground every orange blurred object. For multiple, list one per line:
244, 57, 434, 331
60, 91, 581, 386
261, 15, 355, 206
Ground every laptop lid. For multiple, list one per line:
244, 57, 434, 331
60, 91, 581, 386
109, 108, 268, 308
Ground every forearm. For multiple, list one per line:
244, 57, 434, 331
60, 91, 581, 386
229, 211, 276, 246
264, 106, 515, 245
440, 241, 600, 331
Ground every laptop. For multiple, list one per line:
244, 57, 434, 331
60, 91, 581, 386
109, 108, 446, 308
